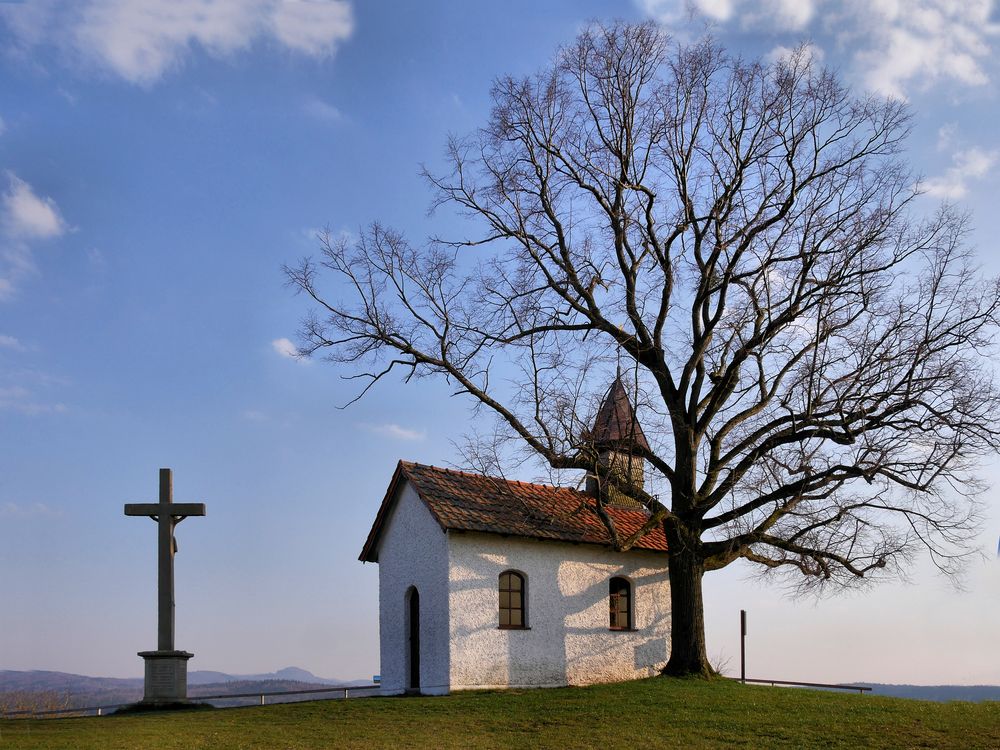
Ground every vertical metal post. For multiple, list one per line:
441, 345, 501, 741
740, 609, 747, 684
260, 694, 265, 705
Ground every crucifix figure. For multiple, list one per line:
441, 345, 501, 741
124, 468, 206, 704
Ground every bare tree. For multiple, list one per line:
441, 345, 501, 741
286, 22, 1000, 676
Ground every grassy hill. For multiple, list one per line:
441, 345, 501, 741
1, 677, 997, 749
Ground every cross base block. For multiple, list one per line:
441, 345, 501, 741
138, 650, 194, 704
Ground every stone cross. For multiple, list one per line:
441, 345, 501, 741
124, 468, 206, 704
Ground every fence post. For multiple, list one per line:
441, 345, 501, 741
260, 694, 265, 706
740, 609, 747, 684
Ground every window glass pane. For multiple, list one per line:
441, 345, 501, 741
610, 579, 631, 627
500, 573, 510, 590
500, 591, 510, 608
510, 610, 522, 626
511, 591, 521, 609
500, 609, 509, 626
510, 574, 522, 591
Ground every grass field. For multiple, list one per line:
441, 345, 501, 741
1, 677, 998, 749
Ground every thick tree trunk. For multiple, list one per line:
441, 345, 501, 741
662, 523, 714, 677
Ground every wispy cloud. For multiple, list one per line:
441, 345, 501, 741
364, 423, 427, 441
0, 501, 63, 519
87, 247, 106, 267
936, 122, 958, 151
272, 336, 305, 361
0, 334, 26, 351
0, 385, 67, 415
3, 171, 66, 240
0, 0, 355, 86
1, 171, 69, 301
637, 0, 1000, 99
765, 42, 824, 67
57, 87, 79, 105
302, 95, 343, 123
849, 0, 997, 99
924, 146, 998, 200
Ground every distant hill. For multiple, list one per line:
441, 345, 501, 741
188, 666, 362, 685
0, 668, 373, 710
860, 683, 1000, 703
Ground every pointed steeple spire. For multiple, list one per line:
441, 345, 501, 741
590, 376, 649, 454
584, 376, 648, 509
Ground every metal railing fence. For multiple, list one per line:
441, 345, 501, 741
1, 683, 381, 718
732, 677, 871, 694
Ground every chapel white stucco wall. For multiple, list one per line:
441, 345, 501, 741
373, 481, 450, 695
447, 533, 671, 690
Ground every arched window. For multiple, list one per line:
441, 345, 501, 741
609, 577, 632, 630
498, 571, 526, 629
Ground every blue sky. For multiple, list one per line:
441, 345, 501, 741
1, 0, 998, 685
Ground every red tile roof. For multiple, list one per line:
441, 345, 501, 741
359, 461, 667, 562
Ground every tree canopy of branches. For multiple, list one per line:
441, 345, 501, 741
287, 22, 1000, 676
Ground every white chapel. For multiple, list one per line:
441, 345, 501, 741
359, 379, 671, 695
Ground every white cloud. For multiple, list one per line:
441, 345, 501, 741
924, 146, 999, 200
743, 0, 814, 30
937, 123, 958, 152
636, 0, 1000, 98
271, 336, 301, 359
302, 96, 343, 122
635, 0, 682, 25
639, 0, 812, 30
0, 172, 68, 301
694, 0, 734, 22
849, 0, 997, 99
0, 501, 63, 519
0, 334, 25, 351
767, 0, 814, 29
1, 0, 354, 86
3, 172, 66, 240
365, 423, 426, 441
765, 42, 824, 67
0, 385, 67, 415
271, 0, 353, 56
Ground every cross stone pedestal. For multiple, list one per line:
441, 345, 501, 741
138, 650, 194, 704
125, 468, 206, 707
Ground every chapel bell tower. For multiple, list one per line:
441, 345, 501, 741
585, 376, 649, 509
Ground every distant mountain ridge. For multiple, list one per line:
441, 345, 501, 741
0, 667, 373, 708
188, 666, 357, 686
0, 666, 364, 690
860, 683, 1000, 703
4, 670, 997, 705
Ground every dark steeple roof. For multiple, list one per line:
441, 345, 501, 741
589, 376, 649, 453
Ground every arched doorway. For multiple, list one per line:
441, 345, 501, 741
406, 587, 420, 692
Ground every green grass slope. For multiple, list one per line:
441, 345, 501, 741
1, 677, 997, 749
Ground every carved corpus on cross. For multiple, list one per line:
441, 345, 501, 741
124, 468, 206, 704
